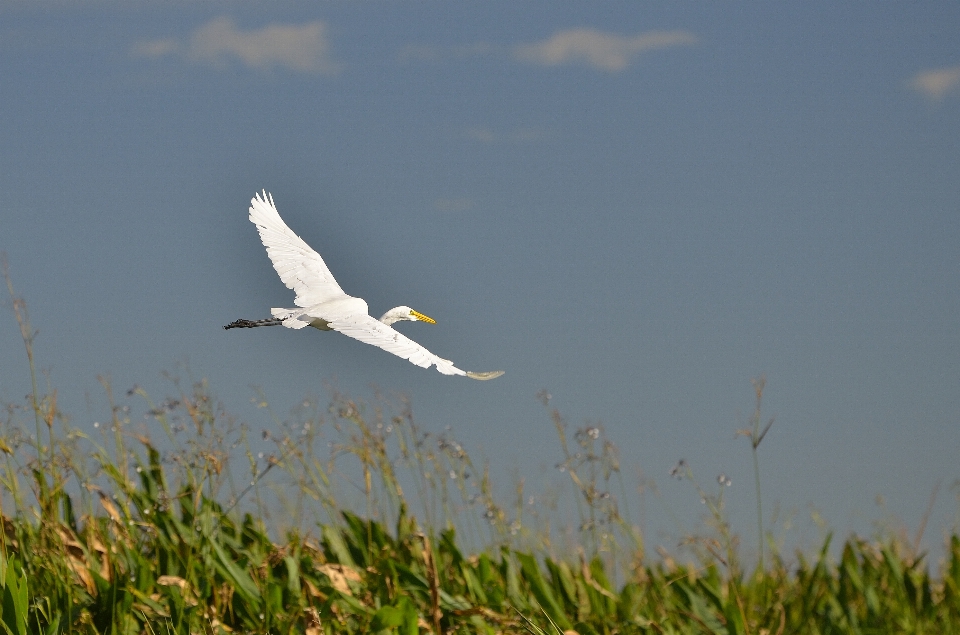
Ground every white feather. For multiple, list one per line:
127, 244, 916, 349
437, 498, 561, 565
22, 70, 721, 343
243, 191, 503, 379
248, 191, 346, 308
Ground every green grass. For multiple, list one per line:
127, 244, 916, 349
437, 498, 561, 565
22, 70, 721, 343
2, 270, 960, 633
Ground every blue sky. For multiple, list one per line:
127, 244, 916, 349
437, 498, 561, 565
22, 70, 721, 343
2, 1, 959, 558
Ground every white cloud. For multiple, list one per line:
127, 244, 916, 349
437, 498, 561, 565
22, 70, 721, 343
908, 65, 960, 101
515, 28, 697, 72
133, 16, 342, 75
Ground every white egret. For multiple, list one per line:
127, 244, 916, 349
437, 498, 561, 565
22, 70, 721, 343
225, 191, 504, 380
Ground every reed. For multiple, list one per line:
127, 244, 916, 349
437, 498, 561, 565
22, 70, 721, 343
2, 266, 959, 633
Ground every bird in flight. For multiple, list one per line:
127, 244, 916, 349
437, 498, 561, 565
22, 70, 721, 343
225, 191, 504, 380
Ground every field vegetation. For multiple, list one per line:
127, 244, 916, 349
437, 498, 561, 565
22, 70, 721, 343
2, 270, 959, 634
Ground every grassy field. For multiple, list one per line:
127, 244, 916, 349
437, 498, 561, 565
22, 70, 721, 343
2, 277, 960, 634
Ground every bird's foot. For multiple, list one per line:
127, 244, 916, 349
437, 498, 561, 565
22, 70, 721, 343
223, 318, 284, 330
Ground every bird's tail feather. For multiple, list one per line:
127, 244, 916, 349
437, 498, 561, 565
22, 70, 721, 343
270, 307, 311, 329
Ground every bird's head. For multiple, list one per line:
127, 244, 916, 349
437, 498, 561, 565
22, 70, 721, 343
379, 306, 437, 326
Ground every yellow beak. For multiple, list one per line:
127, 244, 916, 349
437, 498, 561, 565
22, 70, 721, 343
410, 310, 436, 324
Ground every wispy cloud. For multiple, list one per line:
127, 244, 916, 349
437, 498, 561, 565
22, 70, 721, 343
908, 64, 960, 101
133, 16, 342, 74
433, 198, 475, 213
515, 28, 696, 72
133, 39, 179, 58
466, 127, 545, 144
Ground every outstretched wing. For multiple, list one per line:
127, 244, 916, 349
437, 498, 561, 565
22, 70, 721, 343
249, 191, 347, 308
329, 313, 499, 377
